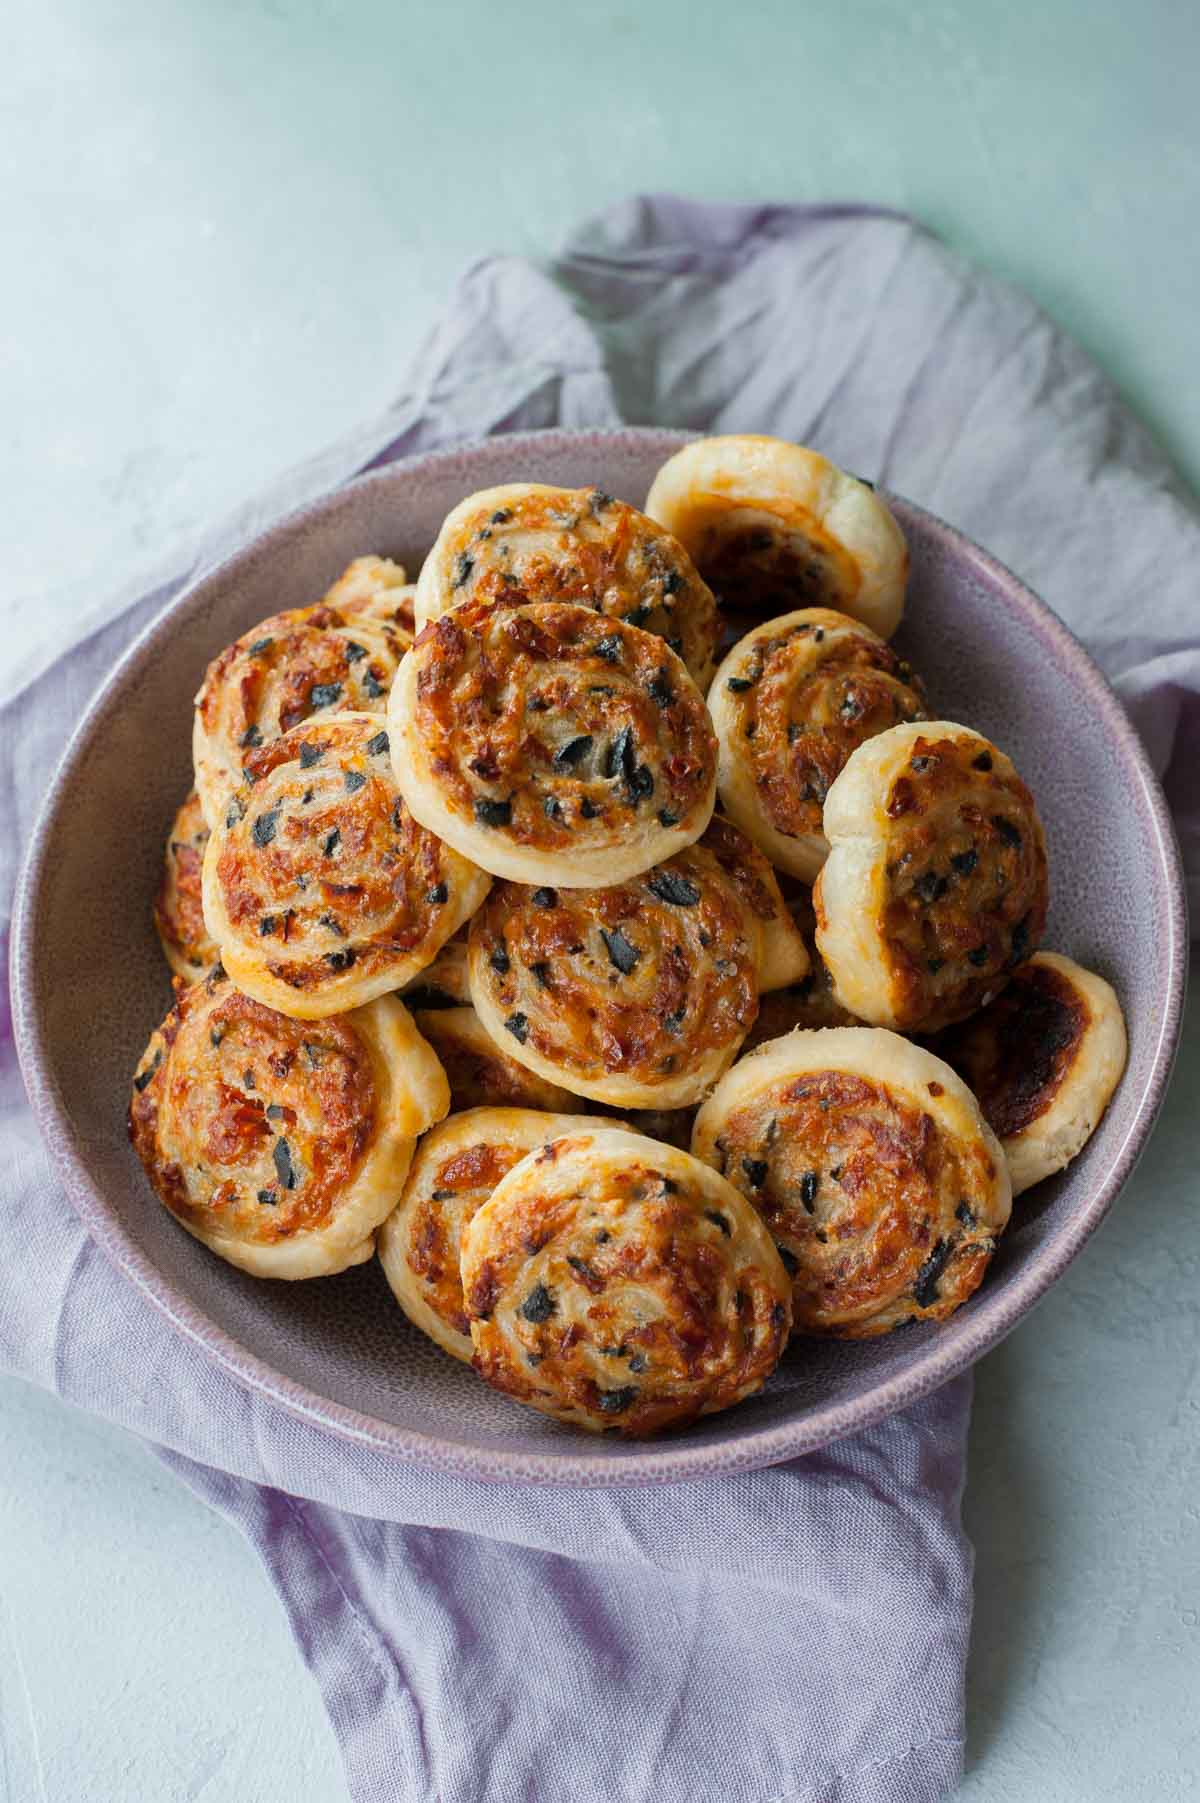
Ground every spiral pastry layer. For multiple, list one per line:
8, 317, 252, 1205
465, 829, 766, 1109
461, 1127, 792, 1435
153, 789, 218, 981
414, 483, 721, 688
389, 599, 717, 887
319, 555, 415, 636
192, 600, 409, 827
128, 969, 448, 1278
709, 608, 929, 880
378, 1106, 594, 1362
644, 435, 908, 636
692, 1027, 1011, 1336
202, 712, 491, 1019
814, 721, 1049, 1032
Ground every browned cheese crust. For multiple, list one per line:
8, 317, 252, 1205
394, 599, 717, 884
462, 1130, 791, 1435
467, 826, 763, 1107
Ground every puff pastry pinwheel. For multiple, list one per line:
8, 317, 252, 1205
202, 712, 491, 1019
644, 435, 908, 638
319, 555, 415, 636
465, 828, 773, 1109
378, 1106, 593, 1361
413, 483, 721, 689
708, 608, 929, 880
399, 927, 470, 1008
192, 601, 409, 828
413, 1006, 579, 1113
128, 968, 448, 1278
388, 599, 717, 887
814, 721, 1048, 1033
460, 1126, 792, 1434
153, 789, 219, 981
692, 1026, 1011, 1336
933, 951, 1126, 1196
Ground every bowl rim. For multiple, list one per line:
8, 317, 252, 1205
10, 425, 1189, 1487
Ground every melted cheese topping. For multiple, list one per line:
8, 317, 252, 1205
389, 599, 717, 887
129, 972, 447, 1277
202, 711, 490, 1019
461, 1127, 791, 1435
692, 1027, 1011, 1336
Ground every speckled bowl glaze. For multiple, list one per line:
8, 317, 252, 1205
12, 429, 1187, 1486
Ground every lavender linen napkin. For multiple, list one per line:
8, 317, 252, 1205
2, 198, 1198, 1803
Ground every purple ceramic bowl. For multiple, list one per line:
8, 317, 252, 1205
11, 428, 1187, 1486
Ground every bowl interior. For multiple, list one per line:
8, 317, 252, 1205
14, 428, 1185, 1484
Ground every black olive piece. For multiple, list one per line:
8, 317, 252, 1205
319, 912, 344, 935
299, 741, 323, 769
273, 1138, 298, 1190
425, 883, 448, 905
967, 944, 990, 967
594, 1228, 611, 1243
598, 1386, 637, 1413
623, 605, 651, 629
259, 915, 278, 936
257, 1189, 278, 1206
344, 770, 368, 794
662, 568, 683, 595
726, 675, 754, 693
325, 948, 357, 972
489, 944, 510, 976
914, 870, 949, 904
309, 682, 343, 710
595, 635, 622, 664
474, 797, 512, 828
344, 641, 367, 663
742, 1157, 768, 1188
453, 553, 474, 589
579, 798, 600, 819
490, 507, 512, 525
518, 1282, 555, 1324
627, 1352, 648, 1374
927, 957, 944, 973
366, 729, 389, 757
627, 764, 654, 801
991, 814, 1022, 849
210, 1029, 224, 1048
913, 1239, 953, 1308
647, 871, 701, 907
248, 637, 273, 656
505, 1012, 529, 1043
657, 809, 679, 828
567, 1255, 596, 1281
799, 1170, 819, 1211
661, 1007, 686, 1036
600, 927, 640, 975
431, 1189, 457, 1202
322, 827, 341, 857
911, 755, 932, 773
1008, 914, 1031, 966
955, 1202, 976, 1227
972, 751, 994, 771
531, 887, 558, 908
705, 1209, 731, 1237
132, 1050, 162, 1092
239, 723, 263, 749
553, 735, 594, 773
363, 671, 385, 700
265, 1103, 286, 1121
647, 670, 673, 707
778, 1246, 799, 1277
252, 807, 281, 847
950, 848, 978, 877
530, 962, 551, 989
589, 489, 613, 511
604, 726, 634, 780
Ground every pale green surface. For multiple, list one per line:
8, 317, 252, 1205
2, 1, 1198, 1798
